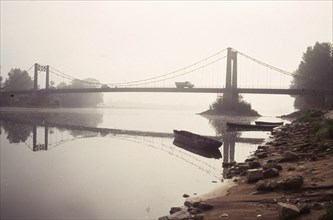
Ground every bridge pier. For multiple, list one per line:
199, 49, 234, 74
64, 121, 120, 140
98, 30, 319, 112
34, 63, 38, 92
223, 48, 238, 110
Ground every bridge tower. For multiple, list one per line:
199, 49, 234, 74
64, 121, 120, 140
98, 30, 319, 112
223, 48, 238, 110
33, 64, 50, 106
34, 63, 50, 91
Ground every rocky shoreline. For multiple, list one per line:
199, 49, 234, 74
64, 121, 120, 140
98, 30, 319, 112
160, 110, 333, 220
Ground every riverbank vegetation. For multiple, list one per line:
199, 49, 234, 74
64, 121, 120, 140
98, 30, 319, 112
284, 109, 333, 140
291, 42, 332, 109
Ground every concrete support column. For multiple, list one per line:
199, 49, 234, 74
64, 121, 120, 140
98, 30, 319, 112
224, 48, 233, 109
34, 63, 38, 91
32, 124, 37, 151
44, 125, 49, 150
46, 65, 50, 90
225, 48, 232, 89
231, 52, 238, 105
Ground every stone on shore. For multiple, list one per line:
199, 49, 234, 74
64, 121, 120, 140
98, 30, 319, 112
263, 167, 279, 178
247, 161, 261, 169
197, 202, 213, 211
279, 151, 299, 163
256, 180, 278, 191
184, 198, 202, 207
246, 168, 264, 183
281, 175, 303, 190
278, 202, 300, 220
183, 194, 190, 198
256, 151, 268, 158
170, 207, 182, 214
263, 163, 283, 171
166, 210, 192, 220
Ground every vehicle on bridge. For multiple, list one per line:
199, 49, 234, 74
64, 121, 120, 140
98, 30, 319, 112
175, 81, 194, 88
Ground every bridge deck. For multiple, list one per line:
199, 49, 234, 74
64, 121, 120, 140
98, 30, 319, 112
0, 87, 329, 95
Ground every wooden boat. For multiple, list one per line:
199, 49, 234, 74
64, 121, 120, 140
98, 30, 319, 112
173, 140, 222, 159
226, 122, 277, 131
255, 121, 283, 126
173, 130, 222, 149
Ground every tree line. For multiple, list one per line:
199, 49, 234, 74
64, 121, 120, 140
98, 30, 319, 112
0, 69, 103, 107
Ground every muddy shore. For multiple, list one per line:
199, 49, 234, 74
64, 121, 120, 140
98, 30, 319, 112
160, 110, 333, 220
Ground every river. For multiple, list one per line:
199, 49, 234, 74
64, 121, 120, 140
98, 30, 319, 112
0, 101, 294, 219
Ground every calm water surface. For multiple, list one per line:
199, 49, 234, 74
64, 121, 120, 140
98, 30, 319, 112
0, 107, 289, 219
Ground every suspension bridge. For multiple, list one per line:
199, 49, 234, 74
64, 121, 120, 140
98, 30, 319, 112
1, 47, 332, 107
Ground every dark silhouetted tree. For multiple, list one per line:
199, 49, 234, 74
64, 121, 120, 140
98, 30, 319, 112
291, 42, 332, 109
4, 68, 33, 91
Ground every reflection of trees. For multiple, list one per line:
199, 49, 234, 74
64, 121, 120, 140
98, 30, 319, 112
1, 120, 32, 143
69, 129, 99, 138
49, 112, 103, 137
0, 111, 103, 141
47, 112, 103, 127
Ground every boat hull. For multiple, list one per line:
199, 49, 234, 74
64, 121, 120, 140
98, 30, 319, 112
173, 130, 222, 149
226, 122, 277, 131
255, 121, 283, 126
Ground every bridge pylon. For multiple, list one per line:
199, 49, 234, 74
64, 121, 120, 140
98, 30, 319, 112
32, 63, 51, 106
34, 63, 50, 91
223, 48, 238, 110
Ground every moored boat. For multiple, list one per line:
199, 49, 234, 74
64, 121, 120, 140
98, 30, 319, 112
226, 122, 277, 131
173, 130, 222, 149
173, 140, 222, 159
255, 121, 283, 126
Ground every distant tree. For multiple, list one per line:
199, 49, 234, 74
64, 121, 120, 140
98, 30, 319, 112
291, 42, 333, 109
56, 78, 103, 107
3, 68, 33, 90
57, 82, 68, 89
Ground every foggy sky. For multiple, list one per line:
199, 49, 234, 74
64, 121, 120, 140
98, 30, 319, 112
1, 1, 332, 113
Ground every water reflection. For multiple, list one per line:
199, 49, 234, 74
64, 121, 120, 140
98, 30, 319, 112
0, 111, 264, 161
173, 140, 222, 159
0, 109, 268, 219
0, 110, 103, 152
1, 120, 33, 144
202, 115, 267, 178
0, 110, 242, 180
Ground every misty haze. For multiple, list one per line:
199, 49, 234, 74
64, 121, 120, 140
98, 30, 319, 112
1, 1, 332, 220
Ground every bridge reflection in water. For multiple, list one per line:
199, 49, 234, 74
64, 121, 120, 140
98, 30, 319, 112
0, 112, 264, 180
